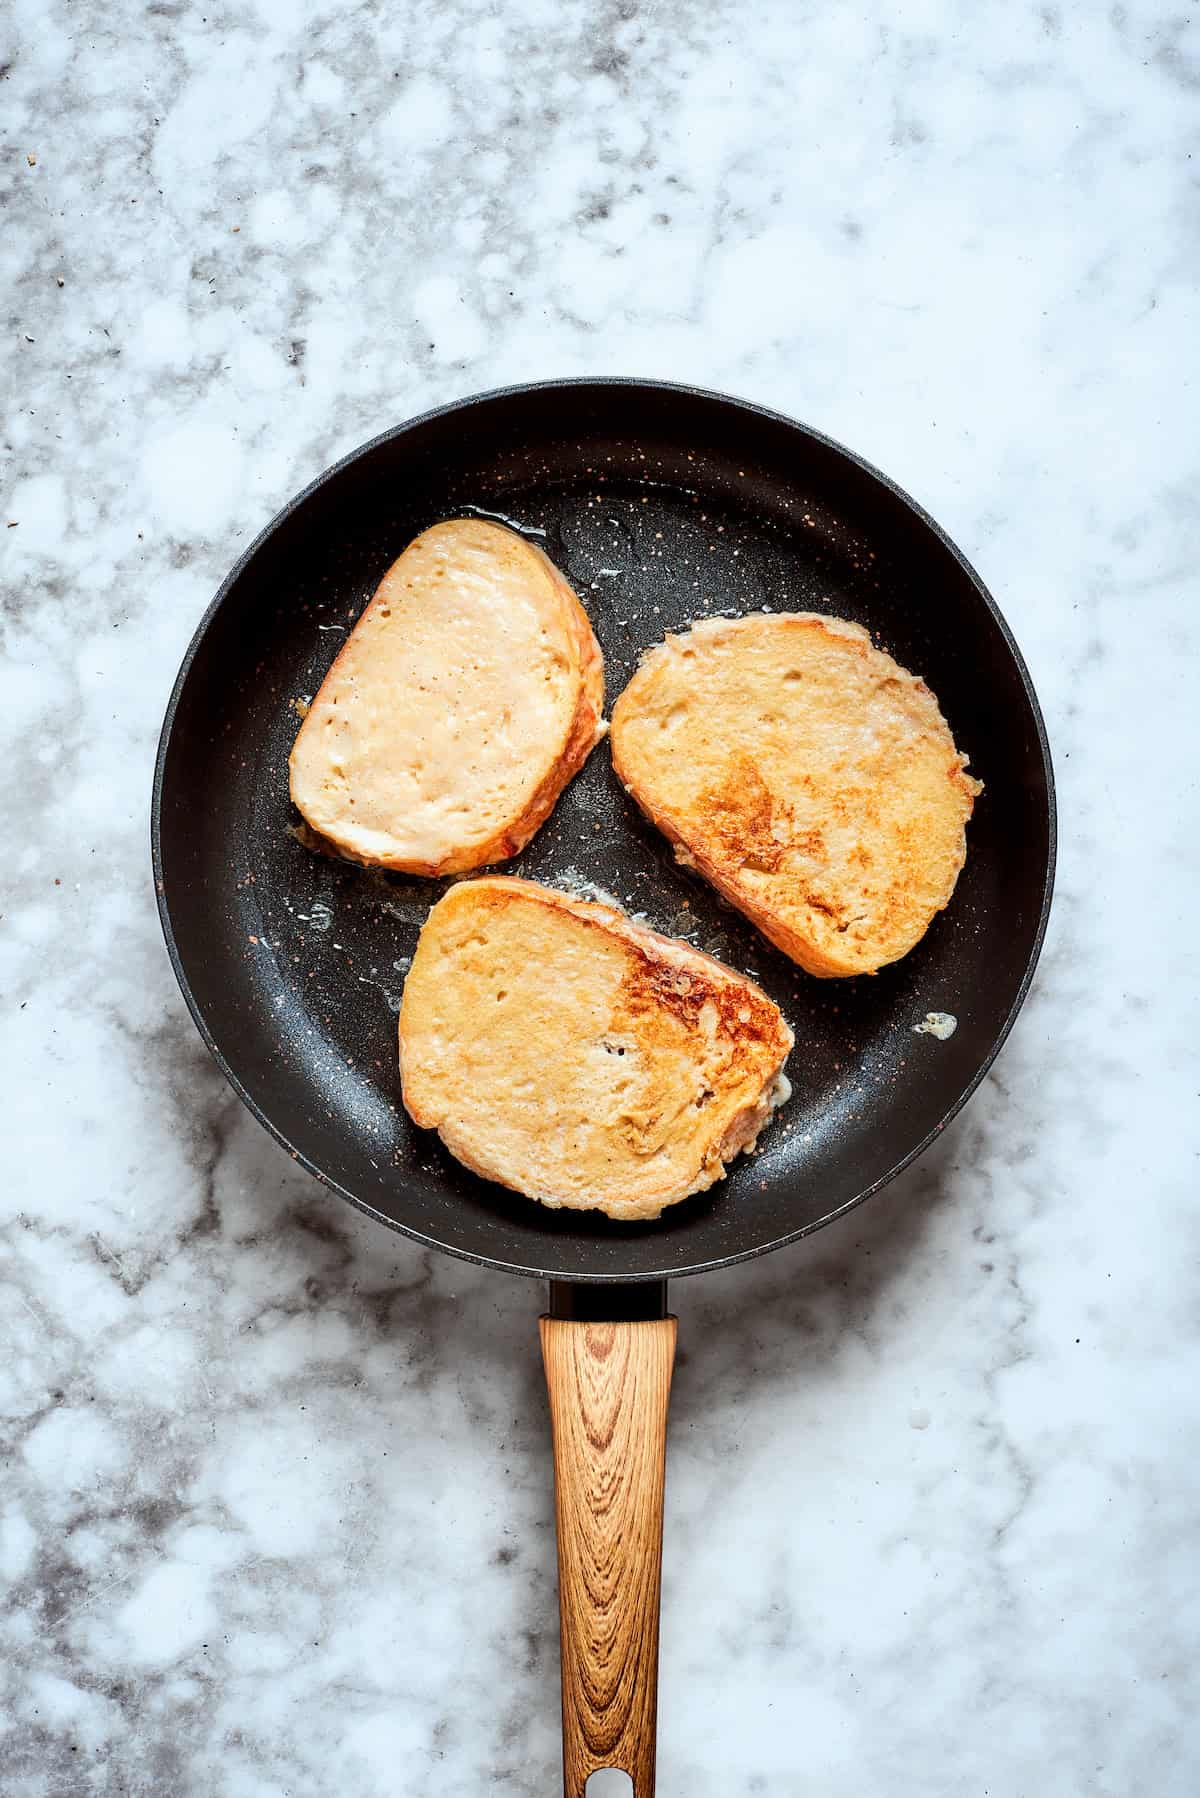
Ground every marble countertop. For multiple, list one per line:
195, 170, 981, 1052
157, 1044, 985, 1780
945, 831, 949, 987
4, 2, 1197, 1792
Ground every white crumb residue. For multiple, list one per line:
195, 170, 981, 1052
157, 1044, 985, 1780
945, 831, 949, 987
769, 1070, 793, 1110
668, 907, 700, 940
673, 843, 697, 869
297, 899, 333, 933
551, 866, 625, 910
913, 1010, 958, 1040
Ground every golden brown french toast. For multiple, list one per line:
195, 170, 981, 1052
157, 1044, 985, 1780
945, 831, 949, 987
611, 613, 980, 977
398, 877, 793, 1220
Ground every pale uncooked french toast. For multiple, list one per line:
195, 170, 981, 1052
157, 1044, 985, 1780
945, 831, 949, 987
611, 613, 981, 978
288, 520, 604, 875
398, 877, 793, 1221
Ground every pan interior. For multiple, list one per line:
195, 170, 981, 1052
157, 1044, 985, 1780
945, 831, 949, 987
155, 384, 1052, 1281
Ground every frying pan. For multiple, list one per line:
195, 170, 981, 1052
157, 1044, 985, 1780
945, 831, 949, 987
153, 379, 1054, 1794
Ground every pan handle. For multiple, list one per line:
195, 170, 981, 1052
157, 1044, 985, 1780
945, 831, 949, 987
540, 1283, 676, 1798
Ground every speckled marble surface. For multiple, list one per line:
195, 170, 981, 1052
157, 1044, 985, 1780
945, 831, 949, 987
3, 2, 1198, 1793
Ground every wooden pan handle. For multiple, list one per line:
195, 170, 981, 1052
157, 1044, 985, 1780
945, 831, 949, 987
540, 1315, 677, 1798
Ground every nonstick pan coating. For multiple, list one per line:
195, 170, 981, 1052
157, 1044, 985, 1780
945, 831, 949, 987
153, 380, 1054, 1282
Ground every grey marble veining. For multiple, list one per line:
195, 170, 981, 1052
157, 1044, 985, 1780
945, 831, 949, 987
3, 1, 1198, 1792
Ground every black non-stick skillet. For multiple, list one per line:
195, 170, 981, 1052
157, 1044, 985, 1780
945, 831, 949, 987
153, 379, 1054, 1795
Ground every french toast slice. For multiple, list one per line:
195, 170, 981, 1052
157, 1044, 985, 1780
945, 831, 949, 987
398, 877, 793, 1221
289, 519, 604, 875
611, 613, 981, 977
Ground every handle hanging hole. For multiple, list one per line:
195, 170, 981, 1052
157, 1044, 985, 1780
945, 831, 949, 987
586, 1772, 634, 1797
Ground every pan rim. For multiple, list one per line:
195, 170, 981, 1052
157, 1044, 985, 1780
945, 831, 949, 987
151, 376, 1057, 1284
